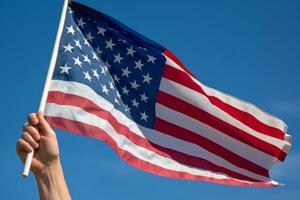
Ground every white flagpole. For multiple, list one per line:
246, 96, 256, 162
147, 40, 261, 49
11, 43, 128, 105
22, 0, 70, 177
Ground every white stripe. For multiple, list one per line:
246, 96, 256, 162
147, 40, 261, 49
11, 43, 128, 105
49, 80, 271, 180
44, 102, 236, 181
164, 54, 182, 70
140, 126, 269, 181
163, 54, 289, 137
159, 78, 290, 153
156, 103, 275, 169
49, 80, 146, 139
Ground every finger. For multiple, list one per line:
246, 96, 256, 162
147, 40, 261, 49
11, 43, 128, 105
22, 132, 39, 149
27, 113, 39, 126
16, 138, 33, 154
23, 125, 40, 141
37, 111, 54, 136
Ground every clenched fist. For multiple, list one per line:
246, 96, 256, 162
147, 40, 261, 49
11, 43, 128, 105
16, 112, 59, 176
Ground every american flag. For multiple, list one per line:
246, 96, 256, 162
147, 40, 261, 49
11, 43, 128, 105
44, 1, 291, 186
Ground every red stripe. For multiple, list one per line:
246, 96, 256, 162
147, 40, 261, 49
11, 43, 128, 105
47, 91, 168, 158
154, 117, 269, 177
150, 140, 260, 182
156, 91, 286, 161
45, 116, 276, 187
162, 59, 285, 141
47, 91, 262, 181
163, 50, 197, 79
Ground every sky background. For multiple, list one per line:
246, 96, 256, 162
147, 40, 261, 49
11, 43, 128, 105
0, 0, 299, 199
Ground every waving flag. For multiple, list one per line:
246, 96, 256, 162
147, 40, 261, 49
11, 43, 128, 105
43, 1, 291, 186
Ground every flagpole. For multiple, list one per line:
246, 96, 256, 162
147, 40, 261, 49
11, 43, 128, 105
22, 0, 70, 177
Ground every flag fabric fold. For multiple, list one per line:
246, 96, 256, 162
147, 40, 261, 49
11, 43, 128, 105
44, 1, 291, 186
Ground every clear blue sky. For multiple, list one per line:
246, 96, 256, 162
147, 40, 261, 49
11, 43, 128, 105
0, 0, 299, 199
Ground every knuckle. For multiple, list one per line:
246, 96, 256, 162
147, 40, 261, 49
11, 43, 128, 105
25, 125, 33, 132
29, 127, 41, 140
22, 123, 28, 131
22, 132, 38, 148
21, 133, 28, 141
17, 138, 32, 152
22, 132, 32, 142
17, 138, 23, 144
28, 113, 38, 125
32, 133, 40, 141
24, 126, 40, 139
17, 139, 26, 148
25, 145, 33, 152
21, 132, 25, 139
34, 133, 41, 141
28, 113, 36, 119
33, 142, 39, 149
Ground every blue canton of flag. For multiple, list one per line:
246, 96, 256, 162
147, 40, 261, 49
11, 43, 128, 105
53, 1, 166, 128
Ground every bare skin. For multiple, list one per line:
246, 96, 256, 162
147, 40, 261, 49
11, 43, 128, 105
16, 112, 71, 200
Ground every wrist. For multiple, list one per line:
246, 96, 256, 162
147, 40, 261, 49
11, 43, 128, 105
34, 159, 71, 200
34, 158, 62, 180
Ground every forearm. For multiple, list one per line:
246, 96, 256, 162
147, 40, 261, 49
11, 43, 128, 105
35, 160, 71, 200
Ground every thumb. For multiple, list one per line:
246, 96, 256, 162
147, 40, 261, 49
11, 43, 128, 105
37, 111, 54, 137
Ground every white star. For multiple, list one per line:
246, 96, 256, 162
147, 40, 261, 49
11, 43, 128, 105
86, 32, 94, 42
124, 104, 131, 112
97, 26, 106, 36
73, 56, 82, 67
66, 25, 75, 35
96, 46, 102, 55
101, 84, 109, 95
113, 53, 123, 64
140, 93, 149, 102
105, 39, 116, 50
114, 97, 119, 104
131, 98, 139, 108
140, 111, 148, 122
84, 38, 90, 46
147, 55, 157, 64
100, 67, 106, 75
116, 91, 121, 98
130, 80, 140, 90
104, 61, 111, 69
108, 27, 115, 32
92, 69, 100, 79
126, 46, 136, 57
134, 59, 144, 70
103, 65, 109, 73
83, 71, 92, 82
121, 86, 129, 95
59, 64, 71, 74
77, 18, 86, 28
109, 81, 114, 89
118, 39, 127, 43
92, 52, 99, 61
138, 47, 147, 51
121, 67, 131, 78
63, 43, 74, 53
74, 39, 82, 50
113, 74, 120, 83
142, 73, 153, 84
82, 54, 91, 65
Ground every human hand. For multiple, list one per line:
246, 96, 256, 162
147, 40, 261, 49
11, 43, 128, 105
16, 112, 59, 176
